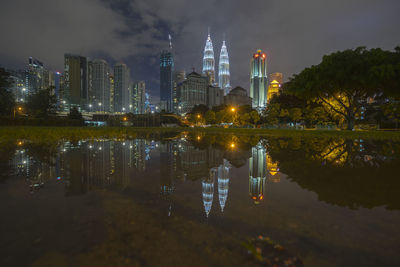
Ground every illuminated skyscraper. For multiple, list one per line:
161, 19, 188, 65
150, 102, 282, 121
218, 40, 230, 95
250, 50, 268, 111
202, 31, 215, 85
249, 142, 267, 204
160, 50, 174, 112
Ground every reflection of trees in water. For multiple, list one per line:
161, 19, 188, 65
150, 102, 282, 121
267, 137, 400, 210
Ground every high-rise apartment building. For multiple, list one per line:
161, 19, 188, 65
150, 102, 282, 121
88, 59, 111, 112
64, 54, 88, 111
133, 81, 146, 114
113, 63, 130, 113
250, 50, 268, 111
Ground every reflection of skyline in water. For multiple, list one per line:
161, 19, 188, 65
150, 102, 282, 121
9, 138, 284, 215
11, 136, 398, 216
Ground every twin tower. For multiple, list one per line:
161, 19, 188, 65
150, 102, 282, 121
202, 32, 231, 95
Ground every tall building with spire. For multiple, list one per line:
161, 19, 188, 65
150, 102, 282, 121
202, 31, 215, 85
218, 40, 231, 95
160, 34, 174, 112
250, 49, 268, 111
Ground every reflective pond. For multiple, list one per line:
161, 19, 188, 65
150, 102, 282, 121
1, 133, 400, 266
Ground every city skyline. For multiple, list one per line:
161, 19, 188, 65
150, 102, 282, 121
1, 0, 399, 102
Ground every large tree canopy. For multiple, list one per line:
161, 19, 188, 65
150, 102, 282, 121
0, 68, 15, 116
284, 47, 400, 130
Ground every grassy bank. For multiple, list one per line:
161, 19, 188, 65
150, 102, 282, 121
0, 126, 400, 143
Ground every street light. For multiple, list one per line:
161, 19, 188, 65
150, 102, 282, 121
231, 107, 236, 112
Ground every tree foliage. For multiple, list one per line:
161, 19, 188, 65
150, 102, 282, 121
0, 68, 15, 116
284, 47, 400, 130
26, 87, 57, 118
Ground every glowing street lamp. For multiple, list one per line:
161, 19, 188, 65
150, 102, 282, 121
231, 107, 236, 112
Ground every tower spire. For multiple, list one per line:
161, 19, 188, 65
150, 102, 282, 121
202, 29, 215, 85
168, 34, 172, 49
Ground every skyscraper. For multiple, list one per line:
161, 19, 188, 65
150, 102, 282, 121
89, 59, 111, 112
172, 70, 185, 112
250, 49, 268, 111
218, 40, 230, 95
26, 57, 45, 94
64, 54, 88, 111
113, 63, 130, 113
202, 31, 215, 85
133, 81, 146, 114
160, 50, 174, 112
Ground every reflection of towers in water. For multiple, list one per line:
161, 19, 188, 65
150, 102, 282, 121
217, 159, 230, 212
249, 142, 267, 204
202, 168, 216, 217
133, 139, 147, 172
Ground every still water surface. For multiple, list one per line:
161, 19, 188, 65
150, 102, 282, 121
1, 133, 399, 266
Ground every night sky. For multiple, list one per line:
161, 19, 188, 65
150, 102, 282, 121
1, 0, 399, 102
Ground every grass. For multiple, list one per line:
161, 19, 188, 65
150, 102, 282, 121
0, 126, 399, 144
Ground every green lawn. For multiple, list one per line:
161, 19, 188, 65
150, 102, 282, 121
0, 126, 399, 143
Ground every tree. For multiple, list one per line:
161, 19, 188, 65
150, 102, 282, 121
250, 110, 260, 126
284, 47, 400, 130
205, 110, 216, 124
263, 103, 280, 125
216, 110, 228, 124
289, 108, 302, 123
190, 104, 209, 115
382, 100, 400, 128
26, 87, 57, 117
239, 113, 251, 125
0, 68, 15, 116
68, 107, 83, 120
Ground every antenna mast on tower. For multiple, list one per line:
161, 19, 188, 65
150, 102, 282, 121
168, 34, 172, 49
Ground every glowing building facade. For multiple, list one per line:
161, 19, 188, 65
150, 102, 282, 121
218, 40, 230, 95
267, 72, 283, 103
250, 50, 268, 111
202, 33, 215, 85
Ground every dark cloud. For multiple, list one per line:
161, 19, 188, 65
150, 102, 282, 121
1, 0, 399, 101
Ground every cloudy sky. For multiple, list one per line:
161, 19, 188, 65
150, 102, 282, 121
1, 0, 399, 102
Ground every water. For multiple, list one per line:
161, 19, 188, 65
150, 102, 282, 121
1, 133, 399, 266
